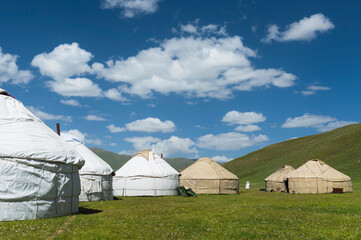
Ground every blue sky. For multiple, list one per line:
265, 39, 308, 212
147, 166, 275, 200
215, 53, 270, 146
1, 0, 360, 162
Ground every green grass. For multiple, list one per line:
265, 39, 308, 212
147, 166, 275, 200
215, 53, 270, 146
1, 183, 361, 239
224, 123, 361, 189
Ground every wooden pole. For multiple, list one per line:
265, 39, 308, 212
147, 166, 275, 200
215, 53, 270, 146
161, 153, 163, 158
56, 123, 60, 135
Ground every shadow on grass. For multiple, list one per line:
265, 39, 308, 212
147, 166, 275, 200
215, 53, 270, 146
78, 207, 103, 215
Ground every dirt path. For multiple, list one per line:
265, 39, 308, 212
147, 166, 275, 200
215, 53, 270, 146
46, 215, 76, 240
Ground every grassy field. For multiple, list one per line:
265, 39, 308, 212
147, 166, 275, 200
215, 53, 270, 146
1, 182, 360, 239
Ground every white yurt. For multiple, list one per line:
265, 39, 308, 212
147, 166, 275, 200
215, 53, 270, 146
264, 165, 295, 192
61, 133, 114, 201
0, 89, 84, 221
113, 150, 180, 196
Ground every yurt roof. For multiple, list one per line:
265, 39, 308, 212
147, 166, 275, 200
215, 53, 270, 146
0, 93, 84, 167
264, 165, 295, 182
180, 157, 238, 180
61, 133, 113, 175
288, 159, 351, 181
115, 149, 179, 178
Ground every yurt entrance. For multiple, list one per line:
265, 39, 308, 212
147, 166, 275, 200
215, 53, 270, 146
284, 179, 290, 193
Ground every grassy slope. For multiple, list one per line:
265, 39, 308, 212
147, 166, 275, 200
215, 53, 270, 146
90, 148, 195, 172
224, 123, 361, 188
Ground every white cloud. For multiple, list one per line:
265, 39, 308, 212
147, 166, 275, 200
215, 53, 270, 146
0, 47, 33, 85
315, 120, 358, 132
300, 85, 331, 96
212, 155, 233, 163
222, 111, 266, 125
110, 142, 117, 146
85, 115, 107, 121
281, 113, 357, 132
92, 27, 296, 99
107, 124, 126, 133
31, 43, 92, 80
150, 136, 198, 157
60, 99, 82, 107
124, 136, 160, 150
125, 117, 176, 133
63, 129, 102, 146
234, 124, 261, 132
101, 0, 161, 18
104, 88, 128, 101
147, 103, 156, 108
222, 111, 265, 132
263, 13, 334, 43
124, 135, 197, 157
27, 106, 72, 122
48, 77, 103, 97
179, 22, 227, 36
180, 24, 198, 34
282, 113, 336, 128
197, 132, 268, 151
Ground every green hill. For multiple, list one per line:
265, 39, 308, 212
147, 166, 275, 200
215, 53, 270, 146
90, 147, 131, 171
223, 123, 361, 188
90, 148, 195, 171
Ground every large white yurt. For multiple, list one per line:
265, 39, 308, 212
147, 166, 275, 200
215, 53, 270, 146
0, 89, 84, 221
288, 159, 352, 194
61, 133, 114, 201
180, 157, 239, 194
113, 150, 179, 196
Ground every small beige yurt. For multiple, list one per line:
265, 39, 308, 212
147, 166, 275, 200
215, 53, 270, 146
180, 157, 239, 194
265, 165, 295, 192
288, 159, 352, 194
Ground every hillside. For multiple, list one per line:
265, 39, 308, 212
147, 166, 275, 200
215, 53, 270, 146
223, 123, 361, 187
91, 148, 131, 171
90, 148, 195, 171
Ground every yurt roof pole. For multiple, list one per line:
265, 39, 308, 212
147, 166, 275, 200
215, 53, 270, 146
56, 123, 60, 136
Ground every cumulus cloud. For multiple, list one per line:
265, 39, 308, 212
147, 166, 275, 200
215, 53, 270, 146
178, 21, 227, 36
0, 47, 33, 85
32, 43, 92, 80
85, 115, 107, 121
92, 26, 296, 99
27, 106, 72, 122
124, 135, 197, 157
101, 0, 161, 18
282, 113, 357, 132
300, 85, 331, 96
212, 155, 233, 163
106, 124, 126, 133
60, 99, 82, 107
263, 13, 335, 43
197, 132, 268, 151
222, 111, 265, 132
63, 129, 102, 145
124, 136, 161, 150
104, 88, 128, 101
47, 77, 103, 97
126, 117, 176, 133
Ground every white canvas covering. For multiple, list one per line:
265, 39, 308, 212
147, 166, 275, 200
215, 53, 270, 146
288, 159, 352, 194
180, 157, 239, 194
61, 133, 114, 201
0, 93, 85, 221
264, 165, 295, 192
113, 150, 179, 196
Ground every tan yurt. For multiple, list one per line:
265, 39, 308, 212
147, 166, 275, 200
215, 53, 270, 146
288, 159, 352, 194
180, 157, 239, 194
264, 165, 295, 192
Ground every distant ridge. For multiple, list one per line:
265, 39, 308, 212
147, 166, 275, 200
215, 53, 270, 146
90, 148, 196, 171
223, 123, 361, 187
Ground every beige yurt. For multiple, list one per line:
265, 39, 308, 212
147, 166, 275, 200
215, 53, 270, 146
180, 157, 239, 194
288, 159, 352, 194
265, 165, 295, 192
